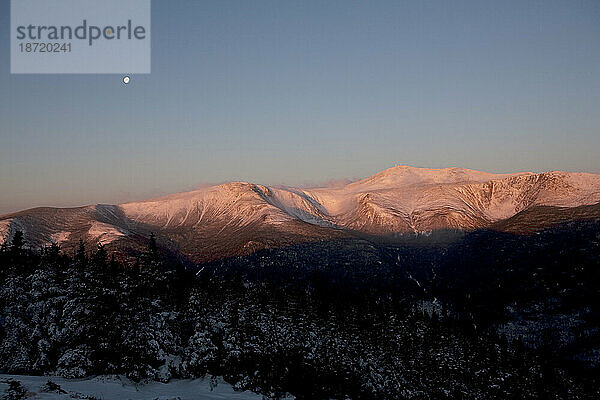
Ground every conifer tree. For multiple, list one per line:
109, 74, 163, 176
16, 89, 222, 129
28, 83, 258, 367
75, 239, 87, 265
10, 230, 24, 253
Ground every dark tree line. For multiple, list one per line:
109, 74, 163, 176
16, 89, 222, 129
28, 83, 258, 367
0, 229, 599, 399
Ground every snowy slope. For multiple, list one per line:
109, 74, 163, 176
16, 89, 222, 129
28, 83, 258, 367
1, 166, 599, 261
118, 166, 600, 234
0, 374, 266, 400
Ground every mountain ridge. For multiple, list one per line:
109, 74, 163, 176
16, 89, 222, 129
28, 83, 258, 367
2, 166, 600, 262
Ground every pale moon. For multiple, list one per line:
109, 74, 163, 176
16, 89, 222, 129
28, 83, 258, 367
123, 76, 131, 84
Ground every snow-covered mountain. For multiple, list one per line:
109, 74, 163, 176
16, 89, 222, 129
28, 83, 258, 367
2, 166, 600, 262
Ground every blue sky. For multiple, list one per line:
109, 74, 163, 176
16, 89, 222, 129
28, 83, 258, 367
1, 0, 599, 214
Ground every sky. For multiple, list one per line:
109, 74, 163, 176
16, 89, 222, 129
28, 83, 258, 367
1, 0, 599, 214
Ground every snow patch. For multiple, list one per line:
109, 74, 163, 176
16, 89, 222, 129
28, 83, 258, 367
87, 222, 127, 244
50, 231, 71, 244
0, 219, 11, 245
0, 374, 266, 400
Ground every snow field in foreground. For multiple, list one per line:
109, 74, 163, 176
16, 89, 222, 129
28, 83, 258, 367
0, 374, 265, 400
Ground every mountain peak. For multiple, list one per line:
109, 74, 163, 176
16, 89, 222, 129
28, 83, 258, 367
350, 165, 530, 189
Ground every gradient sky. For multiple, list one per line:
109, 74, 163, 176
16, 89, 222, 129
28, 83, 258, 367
1, 0, 599, 214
